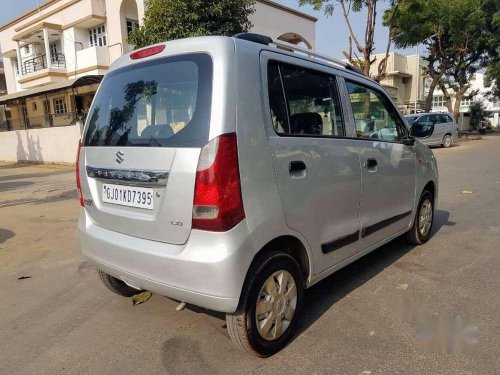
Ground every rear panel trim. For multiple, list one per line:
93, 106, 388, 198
86, 166, 169, 187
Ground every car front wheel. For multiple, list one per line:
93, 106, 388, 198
406, 190, 434, 245
226, 252, 304, 357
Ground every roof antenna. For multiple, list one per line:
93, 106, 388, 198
35, 0, 41, 15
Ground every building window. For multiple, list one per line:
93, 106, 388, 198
53, 98, 67, 114
89, 25, 107, 47
24, 45, 31, 54
461, 97, 473, 107
32, 102, 38, 111
126, 19, 139, 36
432, 95, 446, 108
49, 42, 57, 59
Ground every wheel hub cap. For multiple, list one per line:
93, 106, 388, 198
419, 199, 433, 237
255, 270, 297, 341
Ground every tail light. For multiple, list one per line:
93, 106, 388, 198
76, 140, 84, 207
192, 133, 245, 231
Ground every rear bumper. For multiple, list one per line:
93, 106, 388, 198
79, 210, 255, 313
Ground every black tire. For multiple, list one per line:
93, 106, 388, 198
442, 134, 452, 148
98, 270, 139, 297
406, 190, 434, 245
226, 252, 304, 357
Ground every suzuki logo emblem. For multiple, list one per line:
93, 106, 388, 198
115, 151, 125, 164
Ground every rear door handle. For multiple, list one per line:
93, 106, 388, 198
289, 161, 306, 173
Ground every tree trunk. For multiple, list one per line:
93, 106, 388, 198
453, 86, 469, 123
424, 79, 439, 112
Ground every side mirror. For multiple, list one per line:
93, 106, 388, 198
410, 121, 434, 138
402, 137, 415, 146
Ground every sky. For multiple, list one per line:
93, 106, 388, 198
0, 0, 413, 58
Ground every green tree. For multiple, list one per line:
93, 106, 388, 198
469, 100, 487, 130
299, 0, 398, 79
129, 0, 255, 48
484, 61, 500, 100
484, 10, 500, 100
386, 0, 499, 118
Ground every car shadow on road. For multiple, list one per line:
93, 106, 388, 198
432, 209, 456, 235
294, 209, 454, 340
182, 211, 454, 350
0, 228, 15, 244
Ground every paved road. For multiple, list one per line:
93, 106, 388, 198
1, 136, 499, 374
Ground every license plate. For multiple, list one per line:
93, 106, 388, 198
102, 183, 154, 210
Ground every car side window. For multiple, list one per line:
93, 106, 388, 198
267, 61, 345, 137
345, 81, 405, 142
268, 61, 290, 134
446, 115, 454, 123
419, 115, 430, 123
433, 114, 445, 124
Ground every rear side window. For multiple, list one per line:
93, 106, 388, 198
267, 61, 345, 137
84, 54, 212, 147
441, 114, 454, 123
405, 116, 419, 125
346, 81, 406, 142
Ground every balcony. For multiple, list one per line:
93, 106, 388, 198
19, 53, 67, 90
69, 46, 109, 77
21, 53, 66, 75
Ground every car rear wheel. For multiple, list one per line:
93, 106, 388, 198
226, 252, 304, 357
406, 190, 434, 245
98, 270, 139, 297
442, 134, 453, 148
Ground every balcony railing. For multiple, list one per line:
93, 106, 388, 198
21, 53, 66, 75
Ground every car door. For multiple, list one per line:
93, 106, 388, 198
264, 57, 362, 274
431, 114, 447, 144
413, 115, 433, 145
343, 79, 416, 248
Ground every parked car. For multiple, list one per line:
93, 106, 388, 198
77, 33, 439, 357
405, 112, 458, 148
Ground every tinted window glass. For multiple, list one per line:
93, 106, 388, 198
84, 54, 212, 147
281, 64, 344, 137
429, 114, 442, 123
267, 61, 344, 137
405, 115, 419, 125
268, 61, 290, 134
346, 81, 405, 142
446, 115, 454, 123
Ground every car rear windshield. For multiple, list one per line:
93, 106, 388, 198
84, 53, 212, 147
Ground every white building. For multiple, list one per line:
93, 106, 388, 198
431, 72, 500, 130
0, 0, 316, 162
368, 52, 428, 113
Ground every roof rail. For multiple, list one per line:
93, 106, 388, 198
233, 32, 273, 46
270, 40, 363, 74
233, 33, 363, 74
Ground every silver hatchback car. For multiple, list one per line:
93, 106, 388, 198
78, 33, 438, 356
405, 112, 459, 148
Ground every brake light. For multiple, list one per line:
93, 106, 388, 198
76, 140, 84, 207
192, 133, 245, 231
130, 45, 166, 60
